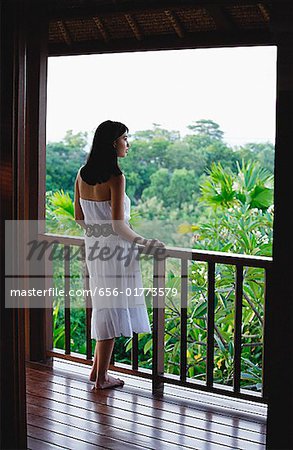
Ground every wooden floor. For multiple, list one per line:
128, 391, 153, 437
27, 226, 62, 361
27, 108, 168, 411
26, 360, 267, 450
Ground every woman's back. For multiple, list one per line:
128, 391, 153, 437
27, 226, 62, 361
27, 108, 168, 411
77, 167, 114, 202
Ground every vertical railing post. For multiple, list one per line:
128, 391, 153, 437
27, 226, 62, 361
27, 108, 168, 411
152, 255, 165, 396
233, 265, 243, 394
206, 261, 215, 388
180, 258, 188, 382
262, 266, 272, 401
64, 245, 71, 355
132, 332, 139, 371
84, 249, 92, 361
44, 254, 53, 362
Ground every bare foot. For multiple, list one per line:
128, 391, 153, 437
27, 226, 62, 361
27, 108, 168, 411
94, 375, 125, 390
89, 369, 96, 382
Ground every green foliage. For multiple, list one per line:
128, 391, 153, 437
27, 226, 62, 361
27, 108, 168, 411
141, 168, 170, 203
46, 130, 88, 198
200, 159, 273, 212
46, 189, 82, 235
141, 168, 197, 209
200, 162, 236, 208
187, 119, 224, 141
52, 299, 87, 353
235, 142, 275, 173
195, 205, 273, 256
52, 299, 65, 348
163, 140, 207, 176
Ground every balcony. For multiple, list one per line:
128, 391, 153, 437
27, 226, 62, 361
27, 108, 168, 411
37, 231, 272, 403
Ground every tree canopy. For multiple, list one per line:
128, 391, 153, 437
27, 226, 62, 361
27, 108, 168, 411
46, 120, 275, 232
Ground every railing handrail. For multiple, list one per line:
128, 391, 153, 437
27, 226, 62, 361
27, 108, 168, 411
38, 232, 273, 268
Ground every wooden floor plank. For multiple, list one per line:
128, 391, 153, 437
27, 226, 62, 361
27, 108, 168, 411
27, 386, 265, 445
50, 359, 267, 417
26, 371, 265, 449
27, 436, 70, 450
26, 361, 267, 450
28, 403, 233, 450
27, 366, 266, 433
27, 424, 106, 450
27, 391, 265, 450
27, 413, 144, 450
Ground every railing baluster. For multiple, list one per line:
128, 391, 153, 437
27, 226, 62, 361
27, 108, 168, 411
262, 266, 272, 400
206, 261, 215, 388
180, 258, 188, 382
234, 265, 243, 393
132, 332, 138, 370
45, 253, 53, 359
84, 253, 92, 361
64, 245, 71, 355
152, 255, 165, 396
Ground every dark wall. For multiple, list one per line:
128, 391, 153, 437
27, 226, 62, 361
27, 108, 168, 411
0, 1, 27, 448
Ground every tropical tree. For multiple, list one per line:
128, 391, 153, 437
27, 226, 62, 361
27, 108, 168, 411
235, 142, 275, 174
141, 168, 170, 204
141, 167, 198, 209
132, 123, 180, 142
188, 119, 224, 141
203, 141, 239, 172
166, 168, 197, 208
200, 159, 273, 211
46, 190, 81, 235
46, 130, 88, 198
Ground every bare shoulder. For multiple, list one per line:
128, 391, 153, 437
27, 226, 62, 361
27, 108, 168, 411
108, 173, 125, 189
76, 166, 83, 182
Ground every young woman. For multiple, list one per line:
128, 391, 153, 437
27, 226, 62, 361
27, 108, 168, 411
74, 120, 165, 390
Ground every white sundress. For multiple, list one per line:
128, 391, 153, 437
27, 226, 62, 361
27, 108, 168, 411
79, 193, 151, 340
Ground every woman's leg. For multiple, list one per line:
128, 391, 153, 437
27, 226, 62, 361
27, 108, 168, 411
89, 338, 113, 382
93, 338, 124, 389
89, 342, 98, 382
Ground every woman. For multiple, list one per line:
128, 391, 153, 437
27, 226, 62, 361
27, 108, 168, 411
74, 120, 164, 390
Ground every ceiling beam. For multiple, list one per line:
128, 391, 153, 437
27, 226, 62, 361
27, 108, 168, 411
56, 20, 72, 46
49, 29, 275, 57
92, 16, 110, 42
125, 13, 142, 41
164, 10, 185, 38
48, 1, 273, 21
257, 3, 270, 23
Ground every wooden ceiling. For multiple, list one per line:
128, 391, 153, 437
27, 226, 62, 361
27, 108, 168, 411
47, 0, 276, 56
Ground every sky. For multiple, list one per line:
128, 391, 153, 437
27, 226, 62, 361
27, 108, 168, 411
46, 46, 277, 147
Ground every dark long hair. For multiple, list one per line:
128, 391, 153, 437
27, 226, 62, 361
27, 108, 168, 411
80, 120, 129, 185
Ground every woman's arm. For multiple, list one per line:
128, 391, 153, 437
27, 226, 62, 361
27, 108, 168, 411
110, 174, 148, 245
74, 172, 87, 230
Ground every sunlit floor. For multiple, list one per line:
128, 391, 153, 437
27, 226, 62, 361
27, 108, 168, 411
26, 359, 267, 450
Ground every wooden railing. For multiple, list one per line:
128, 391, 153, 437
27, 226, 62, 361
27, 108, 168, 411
40, 232, 272, 403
